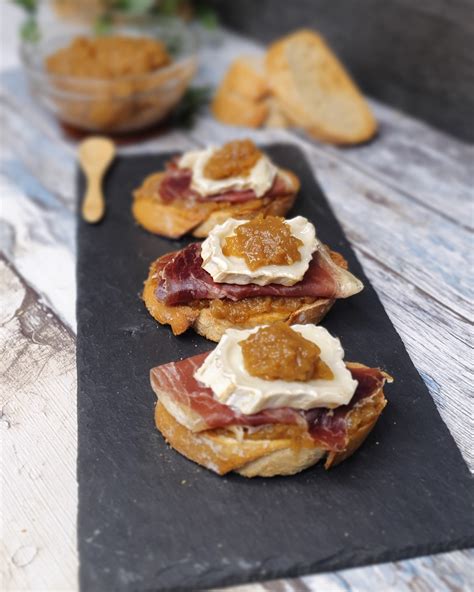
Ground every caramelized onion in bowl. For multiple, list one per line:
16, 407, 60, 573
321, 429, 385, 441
20, 19, 197, 133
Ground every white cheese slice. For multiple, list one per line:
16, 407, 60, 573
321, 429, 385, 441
194, 325, 358, 415
179, 146, 277, 198
200, 216, 319, 286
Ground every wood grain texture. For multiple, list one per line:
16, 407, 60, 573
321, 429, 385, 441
0, 6, 472, 590
0, 153, 76, 329
208, 0, 474, 142
0, 256, 78, 591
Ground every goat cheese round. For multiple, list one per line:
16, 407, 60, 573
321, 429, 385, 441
179, 147, 277, 197
194, 324, 358, 415
200, 216, 319, 286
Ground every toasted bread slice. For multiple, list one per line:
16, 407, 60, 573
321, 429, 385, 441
132, 169, 299, 239
212, 56, 269, 127
211, 56, 270, 128
264, 96, 291, 128
211, 87, 269, 128
143, 249, 349, 340
266, 29, 377, 145
154, 362, 388, 477
220, 55, 269, 101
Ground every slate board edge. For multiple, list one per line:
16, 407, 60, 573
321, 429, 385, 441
144, 535, 474, 592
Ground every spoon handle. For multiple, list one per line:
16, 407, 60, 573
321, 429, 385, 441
82, 174, 105, 224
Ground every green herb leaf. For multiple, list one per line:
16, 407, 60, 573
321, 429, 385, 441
20, 15, 40, 42
114, 0, 155, 13
165, 34, 183, 57
173, 85, 211, 129
160, 0, 182, 16
12, 0, 37, 14
94, 14, 113, 36
195, 5, 218, 29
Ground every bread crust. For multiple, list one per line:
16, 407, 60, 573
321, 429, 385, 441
132, 169, 300, 239
154, 362, 388, 477
266, 29, 377, 145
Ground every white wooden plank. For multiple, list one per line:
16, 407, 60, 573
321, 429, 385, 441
0, 157, 77, 329
352, 246, 473, 468
0, 96, 77, 205
1, 257, 78, 591
334, 102, 474, 230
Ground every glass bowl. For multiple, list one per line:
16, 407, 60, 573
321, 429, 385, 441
20, 18, 198, 133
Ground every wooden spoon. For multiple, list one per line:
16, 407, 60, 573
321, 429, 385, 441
78, 137, 116, 224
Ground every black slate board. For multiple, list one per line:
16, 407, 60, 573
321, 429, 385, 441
77, 145, 473, 592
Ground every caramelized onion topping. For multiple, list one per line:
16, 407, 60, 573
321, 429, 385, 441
222, 215, 303, 271
203, 139, 262, 180
46, 36, 171, 79
240, 322, 334, 382
209, 296, 314, 324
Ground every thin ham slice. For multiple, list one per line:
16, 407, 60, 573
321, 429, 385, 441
155, 242, 362, 306
159, 165, 289, 204
150, 353, 386, 451
150, 352, 302, 430
305, 365, 386, 450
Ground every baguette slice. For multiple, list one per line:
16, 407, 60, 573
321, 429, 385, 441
212, 56, 270, 127
132, 169, 299, 239
266, 29, 377, 145
221, 55, 269, 101
143, 249, 349, 340
154, 361, 389, 477
211, 88, 269, 128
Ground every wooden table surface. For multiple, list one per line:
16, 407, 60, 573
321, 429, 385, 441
1, 5, 473, 591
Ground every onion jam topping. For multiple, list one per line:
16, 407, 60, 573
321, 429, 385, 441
240, 322, 334, 382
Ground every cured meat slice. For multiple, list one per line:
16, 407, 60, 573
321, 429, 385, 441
150, 352, 386, 451
159, 166, 290, 204
150, 352, 302, 431
155, 242, 362, 306
305, 365, 386, 451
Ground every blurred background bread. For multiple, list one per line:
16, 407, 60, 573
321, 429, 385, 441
211, 55, 270, 127
266, 30, 377, 144
220, 55, 269, 100
211, 29, 377, 144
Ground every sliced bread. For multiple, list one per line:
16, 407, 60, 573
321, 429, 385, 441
221, 55, 269, 101
266, 29, 377, 144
